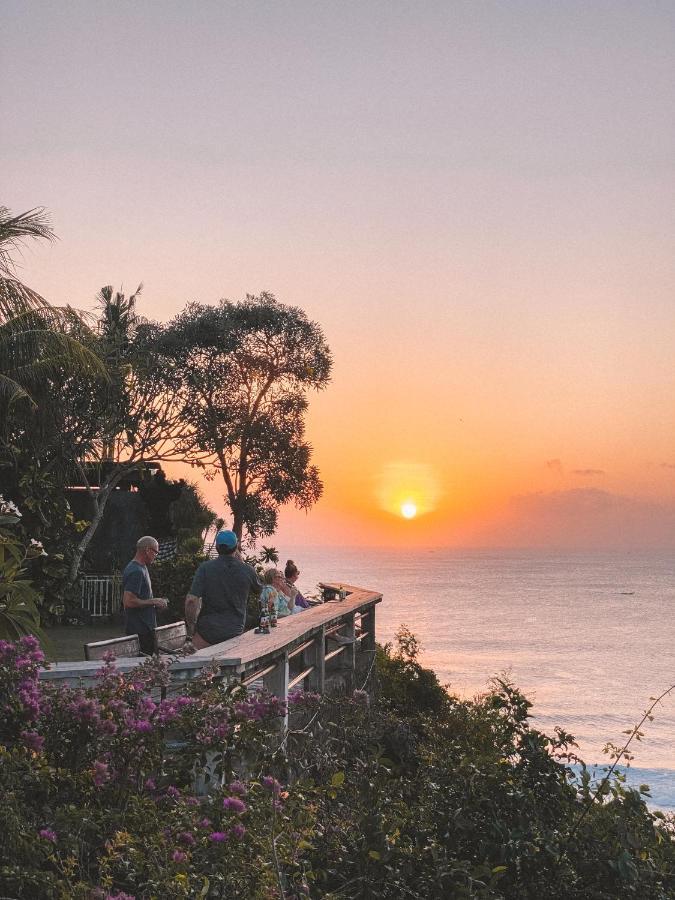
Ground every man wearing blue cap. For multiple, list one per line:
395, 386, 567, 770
185, 530, 263, 649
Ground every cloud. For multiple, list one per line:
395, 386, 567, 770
661, 463, 675, 470
571, 468, 605, 476
545, 459, 563, 474
473, 488, 675, 550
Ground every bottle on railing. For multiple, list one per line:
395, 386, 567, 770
255, 593, 272, 634
338, 584, 347, 602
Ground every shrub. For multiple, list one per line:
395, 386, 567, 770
0, 633, 672, 899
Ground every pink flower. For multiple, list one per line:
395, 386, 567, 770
21, 730, 44, 752
178, 831, 195, 846
132, 719, 153, 733
231, 823, 246, 839
209, 831, 228, 842
228, 780, 247, 796
38, 828, 56, 842
92, 760, 110, 786
172, 850, 187, 863
262, 776, 282, 794
20, 635, 40, 652
222, 796, 247, 813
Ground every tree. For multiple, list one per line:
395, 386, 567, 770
94, 283, 145, 460
62, 318, 186, 585
0, 205, 107, 625
158, 293, 332, 540
0, 205, 102, 411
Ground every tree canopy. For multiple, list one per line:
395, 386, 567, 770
158, 293, 332, 540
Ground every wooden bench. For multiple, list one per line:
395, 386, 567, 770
84, 634, 141, 661
154, 621, 188, 654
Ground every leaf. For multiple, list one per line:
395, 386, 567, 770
492, 866, 508, 874
331, 771, 345, 787
368, 850, 380, 860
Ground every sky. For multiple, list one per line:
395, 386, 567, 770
3, 1, 675, 549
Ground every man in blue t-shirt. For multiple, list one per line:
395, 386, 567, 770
122, 535, 168, 654
185, 530, 263, 649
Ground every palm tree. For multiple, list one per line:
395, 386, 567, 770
0, 205, 54, 282
0, 205, 102, 410
96, 282, 144, 360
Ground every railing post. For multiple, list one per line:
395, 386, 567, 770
264, 652, 289, 730
361, 604, 376, 652
343, 613, 356, 692
306, 626, 326, 694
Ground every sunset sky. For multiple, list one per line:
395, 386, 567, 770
3, 1, 675, 549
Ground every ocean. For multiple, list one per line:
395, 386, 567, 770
291, 547, 674, 812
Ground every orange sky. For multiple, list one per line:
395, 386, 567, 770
4, 2, 675, 549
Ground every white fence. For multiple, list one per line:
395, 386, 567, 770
81, 575, 122, 617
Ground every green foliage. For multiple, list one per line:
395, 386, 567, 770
376, 624, 452, 716
0, 630, 673, 898
0, 501, 48, 642
0, 205, 104, 411
149, 553, 208, 622
169, 480, 217, 553
157, 293, 332, 541
0, 446, 88, 620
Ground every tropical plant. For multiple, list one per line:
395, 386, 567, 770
0, 496, 48, 641
0, 205, 103, 411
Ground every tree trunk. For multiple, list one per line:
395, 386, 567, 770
67, 468, 130, 588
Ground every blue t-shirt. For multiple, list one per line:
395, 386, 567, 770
190, 555, 263, 644
122, 559, 155, 633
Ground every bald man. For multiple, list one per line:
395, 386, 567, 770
122, 535, 168, 654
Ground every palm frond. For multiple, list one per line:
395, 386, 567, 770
0, 206, 55, 278
0, 277, 51, 322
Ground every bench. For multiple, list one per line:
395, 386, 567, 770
84, 634, 141, 661
154, 621, 188, 654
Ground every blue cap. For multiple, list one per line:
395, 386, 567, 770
215, 530, 238, 549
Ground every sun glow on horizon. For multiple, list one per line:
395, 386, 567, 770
401, 501, 417, 519
375, 461, 441, 519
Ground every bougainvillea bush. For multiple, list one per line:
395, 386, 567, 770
0, 635, 673, 899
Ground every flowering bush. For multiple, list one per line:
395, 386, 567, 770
0, 633, 673, 899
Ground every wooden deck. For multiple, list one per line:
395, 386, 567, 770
39, 584, 382, 722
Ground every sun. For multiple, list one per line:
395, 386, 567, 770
400, 501, 417, 519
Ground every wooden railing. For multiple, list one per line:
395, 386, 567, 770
41, 584, 382, 724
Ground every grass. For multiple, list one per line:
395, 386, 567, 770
44, 619, 124, 662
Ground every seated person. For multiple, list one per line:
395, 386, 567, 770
284, 559, 311, 609
262, 568, 294, 617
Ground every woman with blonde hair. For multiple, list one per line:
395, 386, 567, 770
261, 568, 294, 619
